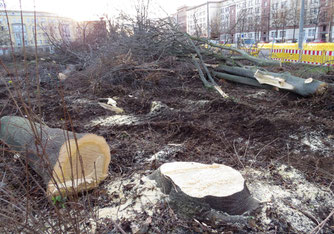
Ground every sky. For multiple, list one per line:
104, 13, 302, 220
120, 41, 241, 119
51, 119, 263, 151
1, 0, 207, 21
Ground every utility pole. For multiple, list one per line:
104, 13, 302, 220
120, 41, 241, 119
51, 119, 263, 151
329, 0, 333, 42
207, 1, 210, 39
298, 0, 305, 50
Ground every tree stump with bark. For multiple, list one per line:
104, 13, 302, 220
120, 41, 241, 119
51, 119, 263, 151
149, 162, 259, 217
0, 116, 111, 197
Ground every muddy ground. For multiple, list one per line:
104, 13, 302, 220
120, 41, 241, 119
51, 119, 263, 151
0, 59, 333, 233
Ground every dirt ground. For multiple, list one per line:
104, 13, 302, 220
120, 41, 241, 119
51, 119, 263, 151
0, 59, 333, 233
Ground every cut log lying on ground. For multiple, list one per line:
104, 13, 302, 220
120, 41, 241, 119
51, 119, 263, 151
254, 70, 328, 96
214, 65, 329, 97
149, 162, 259, 216
213, 71, 270, 89
0, 116, 111, 197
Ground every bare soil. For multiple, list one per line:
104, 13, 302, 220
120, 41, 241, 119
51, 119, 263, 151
0, 59, 333, 233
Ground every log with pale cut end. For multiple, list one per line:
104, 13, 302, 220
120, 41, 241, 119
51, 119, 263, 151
149, 162, 259, 216
0, 116, 111, 197
213, 65, 330, 97
254, 70, 328, 96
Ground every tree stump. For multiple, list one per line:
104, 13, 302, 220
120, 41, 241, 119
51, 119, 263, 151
149, 162, 259, 216
0, 116, 111, 197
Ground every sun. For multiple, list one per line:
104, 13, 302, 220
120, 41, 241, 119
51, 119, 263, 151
33, 0, 110, 22
55, 0, 107, 21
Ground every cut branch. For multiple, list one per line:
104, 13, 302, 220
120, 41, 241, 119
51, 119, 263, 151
189, 35, 280, 67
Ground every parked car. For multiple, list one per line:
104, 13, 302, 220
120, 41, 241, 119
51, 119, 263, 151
242, 39, 256, 45
312, 39, 325, 43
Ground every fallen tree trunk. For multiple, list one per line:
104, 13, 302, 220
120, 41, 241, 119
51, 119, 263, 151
149, 161, 259, 216
254, 70, 328, 96
0, 116, 111, 197
213, 71, 269, 89
216, 64, 257, 78
214, 65, 329, 97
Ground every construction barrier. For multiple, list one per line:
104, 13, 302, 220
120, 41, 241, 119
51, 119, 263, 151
206, 42, 334, 65
212, 43, 260, 57
258, 43, 334, 66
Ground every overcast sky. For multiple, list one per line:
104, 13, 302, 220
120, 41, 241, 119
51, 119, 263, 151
1, 0, 207, 21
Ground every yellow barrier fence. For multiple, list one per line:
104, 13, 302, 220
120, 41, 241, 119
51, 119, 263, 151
258, 43, 334, 66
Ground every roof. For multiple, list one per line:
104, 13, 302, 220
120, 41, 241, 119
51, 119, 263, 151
186, 1, 224, 11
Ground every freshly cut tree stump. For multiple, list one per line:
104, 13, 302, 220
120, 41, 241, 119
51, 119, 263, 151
150, 162, 258, 216
0, 116, 111, 197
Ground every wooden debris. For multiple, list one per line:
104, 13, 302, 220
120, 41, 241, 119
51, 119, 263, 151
57, 64, 76, 81
214, 65, 330, 97
98, 102, 124, 114
0, 116, 111, 197
254, 69, 328, 96
98, 97, 124, 113
254, 70, 294, 90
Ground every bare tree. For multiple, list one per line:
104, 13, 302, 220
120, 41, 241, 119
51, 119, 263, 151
134, 0, 151, 33
271, 2, 290, 42
328, 0, 334, 42
235, 8, 248, 44
289, 0, 300, 42
210, 11, 222, 39
270, 5, 281, 41
261, 5, 271, 42
0, 26, 9, 46
279, 7, 290, 42
307, 0, 327, 41
193, 14, 204, 38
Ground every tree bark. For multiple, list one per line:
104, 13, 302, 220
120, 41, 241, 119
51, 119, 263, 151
213, 71, 269, 89
0, 116, 111, 197
213, 65, 329, 97
149, 162, 259, 216
254, 70, 328, 96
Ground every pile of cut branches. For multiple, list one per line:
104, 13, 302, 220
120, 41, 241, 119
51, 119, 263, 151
49, 14, 333, 98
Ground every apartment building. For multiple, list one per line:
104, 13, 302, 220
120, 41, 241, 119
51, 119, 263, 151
220, 0, 263, 42
186, 1, 223, 38
269, 0, 334, 42
177, 0, 334, 43
176, 5, 188, 32
0, 10, 77, 55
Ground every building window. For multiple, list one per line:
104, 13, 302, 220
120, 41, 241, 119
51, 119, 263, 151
308, 28, 316, 37
12, 23, 28, 46
272, 3, 278, 10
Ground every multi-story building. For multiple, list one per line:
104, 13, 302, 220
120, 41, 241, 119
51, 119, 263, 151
0, 10, 77, 55
176, 0, 334, 43
186, 1, 223, 38
176, 5, 188, 32
224, 0, 263, 42
269, 0, 334, 42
